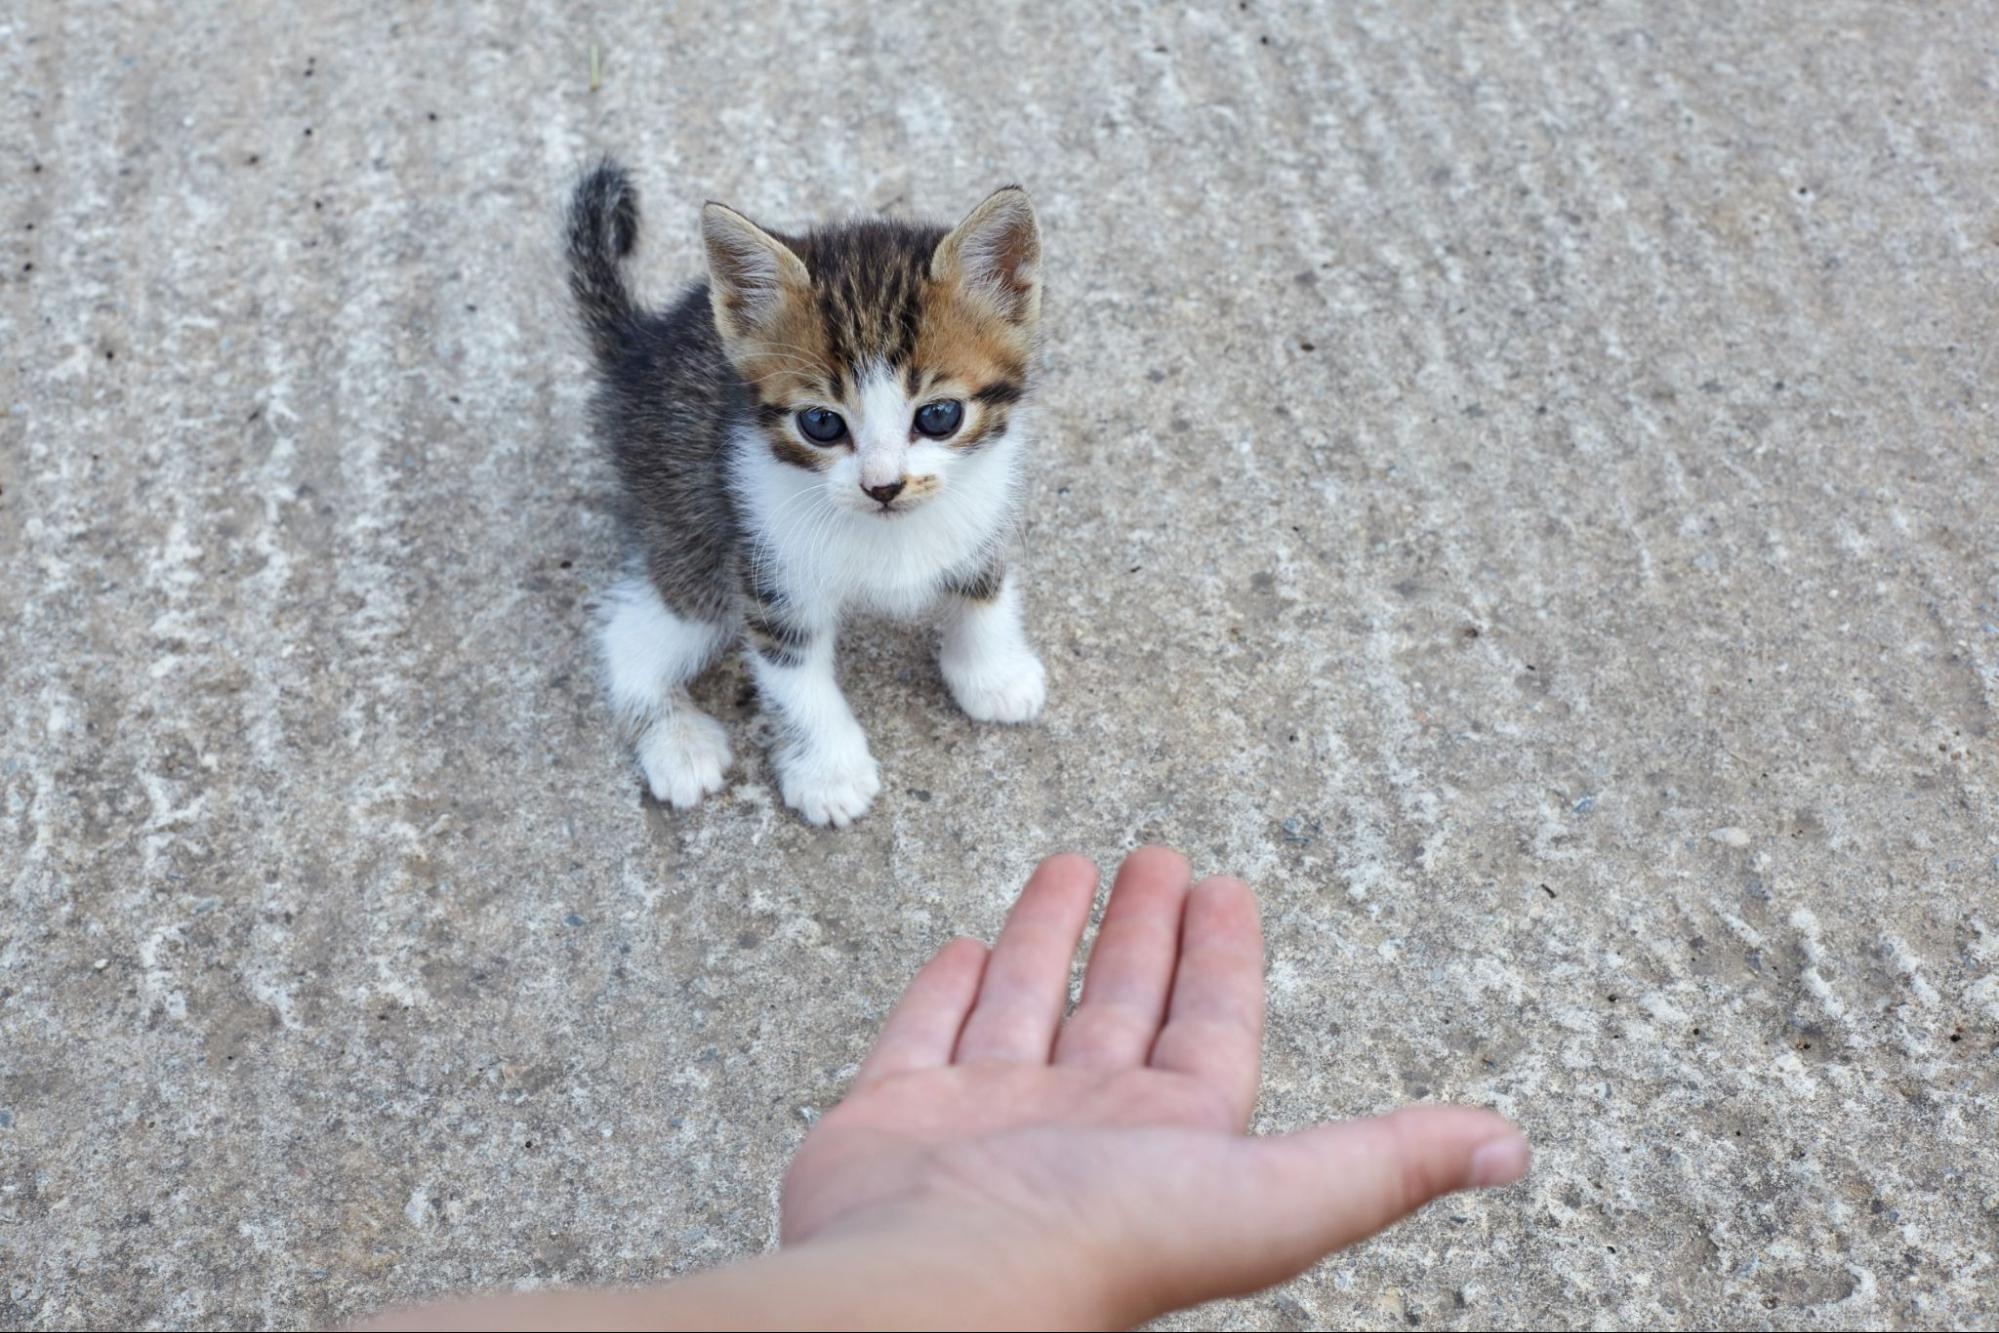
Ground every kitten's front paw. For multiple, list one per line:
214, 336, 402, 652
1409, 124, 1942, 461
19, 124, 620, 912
944, 647, 1047, 724
777, 743, 882, 828
637, 711, 734, 809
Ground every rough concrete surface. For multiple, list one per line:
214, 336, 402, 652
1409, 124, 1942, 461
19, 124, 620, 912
3, 2, 1996, 1328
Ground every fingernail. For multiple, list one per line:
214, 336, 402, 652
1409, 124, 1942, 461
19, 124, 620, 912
1469, 1133, 1530, 1188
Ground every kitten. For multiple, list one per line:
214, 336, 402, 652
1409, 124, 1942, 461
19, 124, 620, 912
565, 159, 1048, 827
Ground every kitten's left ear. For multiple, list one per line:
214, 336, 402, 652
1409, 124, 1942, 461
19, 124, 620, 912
932, 185, 1040, 324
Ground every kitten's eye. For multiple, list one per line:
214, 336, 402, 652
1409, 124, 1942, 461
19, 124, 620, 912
796, 407, 848, 444
914, 399, 964, 439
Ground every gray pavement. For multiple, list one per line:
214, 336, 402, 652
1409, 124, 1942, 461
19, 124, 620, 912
3, 2, 1996, 1327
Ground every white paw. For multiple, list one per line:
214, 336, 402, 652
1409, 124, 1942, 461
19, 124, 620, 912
944, 647, 1047, 724
777, 742, 881, 828
637, 711, 733, 809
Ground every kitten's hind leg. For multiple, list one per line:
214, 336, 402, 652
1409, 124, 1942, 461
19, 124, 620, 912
939, 562, 1046, 723
599, 574, 734, 808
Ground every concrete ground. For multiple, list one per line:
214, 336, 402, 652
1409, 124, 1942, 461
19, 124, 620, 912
4, 2, 1996, 1328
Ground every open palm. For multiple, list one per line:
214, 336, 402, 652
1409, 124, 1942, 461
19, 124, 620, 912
783, 850, 1529, 1327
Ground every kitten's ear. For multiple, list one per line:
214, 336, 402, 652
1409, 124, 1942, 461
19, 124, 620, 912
702, 202, 809, 338
932, 186, 1040, 324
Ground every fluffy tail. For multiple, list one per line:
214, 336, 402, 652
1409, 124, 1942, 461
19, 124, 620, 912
566, 157, 641, 365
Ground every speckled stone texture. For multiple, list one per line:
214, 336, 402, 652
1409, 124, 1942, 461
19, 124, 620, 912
4, 2, 1996, 1328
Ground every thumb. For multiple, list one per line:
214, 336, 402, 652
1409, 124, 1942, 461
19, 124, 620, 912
1131, 1106, 1529, 1315
1240, 1106, 1529, 1278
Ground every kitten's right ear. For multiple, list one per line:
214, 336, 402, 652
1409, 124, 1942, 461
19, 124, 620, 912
702, 203, 809, 339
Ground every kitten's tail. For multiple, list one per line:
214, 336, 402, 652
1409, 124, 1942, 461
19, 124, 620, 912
566, 157, 641, 365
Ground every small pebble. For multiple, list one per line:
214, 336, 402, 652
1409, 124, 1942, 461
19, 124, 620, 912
92, 957, 109, 971
1709, 827, 1751, 848
562, 912, 584, 927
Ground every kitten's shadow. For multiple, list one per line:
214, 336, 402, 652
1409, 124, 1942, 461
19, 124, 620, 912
682, 614, 953, 755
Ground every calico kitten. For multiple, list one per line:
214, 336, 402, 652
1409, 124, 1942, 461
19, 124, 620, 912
566, 159, 1048, 827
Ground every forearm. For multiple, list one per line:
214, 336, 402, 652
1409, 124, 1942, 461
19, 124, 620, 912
357, 1224, 1114, 1332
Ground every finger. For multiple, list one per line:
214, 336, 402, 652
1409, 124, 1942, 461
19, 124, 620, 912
953, 853, 1099, 1063
1054, 846, 1192, 1068
1236, 1108, 1529, 1278
854, 938, 990, 1086
1088, 1110, 1528, 1324
1147, 876, 1264, 1122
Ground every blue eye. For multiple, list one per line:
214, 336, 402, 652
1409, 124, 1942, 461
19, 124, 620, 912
914, 399, 964, 439
796, 407, 848, 444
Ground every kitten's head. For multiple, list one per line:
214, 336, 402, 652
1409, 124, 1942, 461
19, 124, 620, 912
702, 187, 1040, 517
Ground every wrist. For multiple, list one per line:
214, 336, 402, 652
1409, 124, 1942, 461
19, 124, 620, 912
787, 1211, 1126, 1331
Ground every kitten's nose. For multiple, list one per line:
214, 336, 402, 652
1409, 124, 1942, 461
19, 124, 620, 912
864, 480, 905, 505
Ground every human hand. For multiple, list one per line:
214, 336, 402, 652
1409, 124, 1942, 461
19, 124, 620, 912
782, 847, 1530, 1329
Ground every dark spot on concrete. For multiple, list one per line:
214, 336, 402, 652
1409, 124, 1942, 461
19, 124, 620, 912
562, 912, 584, 927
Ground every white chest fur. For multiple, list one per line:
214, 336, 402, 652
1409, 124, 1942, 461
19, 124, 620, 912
730, 418, 1026, 622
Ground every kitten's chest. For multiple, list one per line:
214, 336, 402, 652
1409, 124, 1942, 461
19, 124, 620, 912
789, 485, 1009, 619
743, 466, 1013, 622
